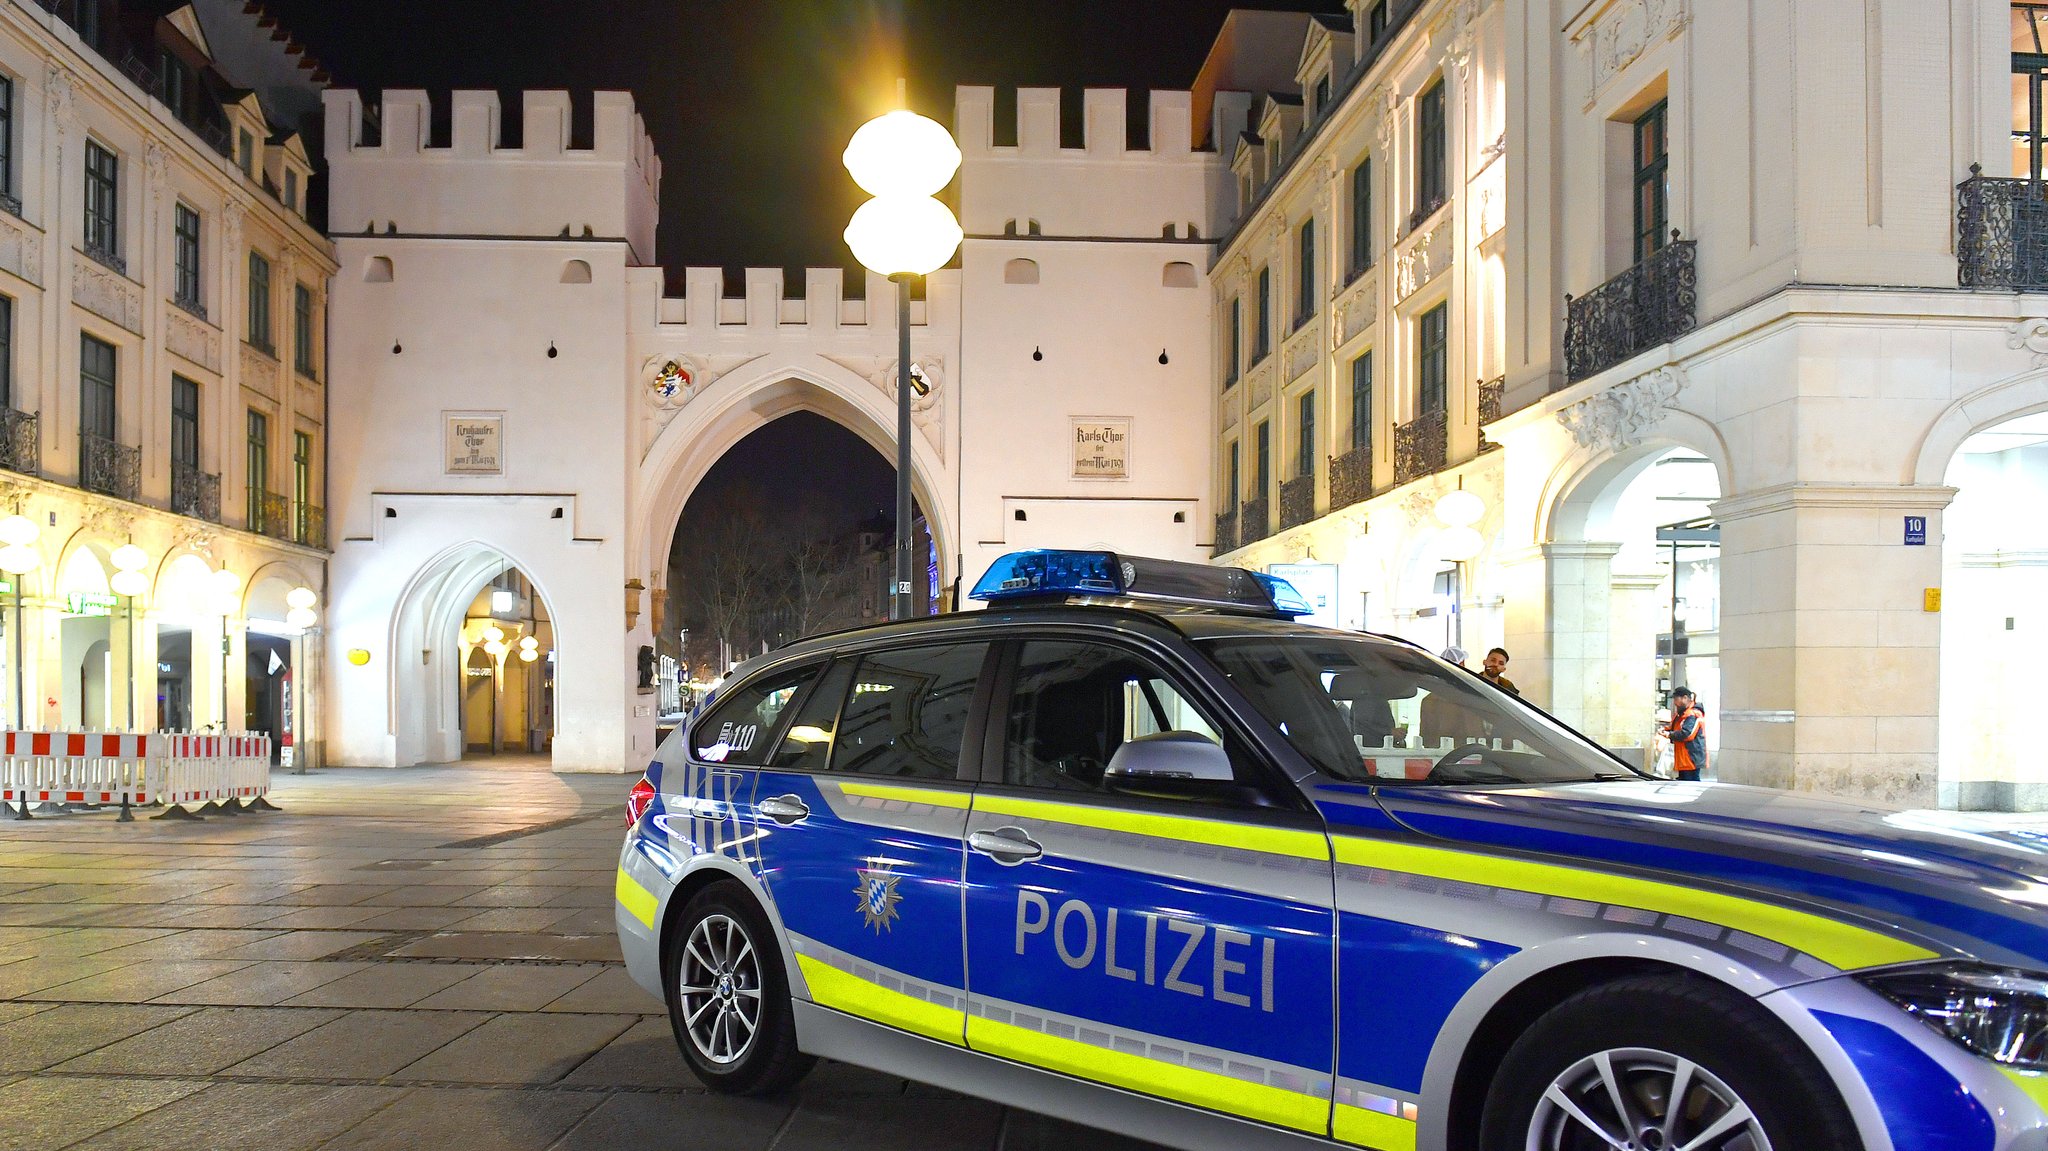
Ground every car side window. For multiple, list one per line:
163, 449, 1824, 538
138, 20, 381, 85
1003, 640, 1238, 793
767, 661, 853, 772
689, 664, 820, 766
828, 643, 989, 780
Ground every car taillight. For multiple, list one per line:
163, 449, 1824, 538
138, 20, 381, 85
626, 777, 656, 828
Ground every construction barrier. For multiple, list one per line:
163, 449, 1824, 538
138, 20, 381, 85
0, 730, 275, 821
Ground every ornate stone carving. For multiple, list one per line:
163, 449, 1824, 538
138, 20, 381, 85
144, 139, 167, 202
641, 352, 759, 416
1557, 366, 1686, 454
221, 198, 247, 249
0, 211, 43, 286
167, 308, 221, 371
1401, 488, 1436, 527
172, 524, 217, 560
44, 62, 75, 136
72, 259, 141, 333
1220, 400, 1239, 433
81, 503, 135, 538
1585, 0, 1690, 97
240, 341, 278, 396
1284, 321, 1321, 382
1338, 278, 1379, 346
1481, 132, 1508, 163
1395, 224, 1451, 302
1370, 86, 1398, 153
1438, 0, 1479, 84
2008, 318, 2048, 367
1245, 358, 1276, 411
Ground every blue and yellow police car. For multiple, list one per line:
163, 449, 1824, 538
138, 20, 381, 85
617, 549, 2048, 1151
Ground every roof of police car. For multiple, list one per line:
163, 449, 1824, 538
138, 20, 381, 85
746, 601, 1396, 671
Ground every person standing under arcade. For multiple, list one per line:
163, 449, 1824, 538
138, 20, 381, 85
1661, 687, 1709, 781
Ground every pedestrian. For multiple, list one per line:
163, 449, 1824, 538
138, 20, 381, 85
1482, 647, 1519, 695
1421, 648, 1487, 746
1661, 687, 1708, 781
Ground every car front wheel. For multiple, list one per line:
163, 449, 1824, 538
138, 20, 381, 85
666, 883, 814, 1094
1479, 973, 1856, 1151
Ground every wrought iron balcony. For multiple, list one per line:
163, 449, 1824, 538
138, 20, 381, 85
170, 461, 220, 523
0, 407, 37, 477
1240, 497, 1271, 546
79, 431, 138, 500
296, 503, 326, 550
1957, 166, 2048, 290
1329, 443, 1371, 511
1478, 376, 1504, 453
1394, 409, 1448, 487
82, 242, 126, 277
251, 490, 291, 541
1564, 231, 1697, 383
1279, 474, 1316, 530
1214, 508, 1239, 556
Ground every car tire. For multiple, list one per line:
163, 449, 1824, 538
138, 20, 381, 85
665, 882, 815, 1094
1479, 972, 1857, 1151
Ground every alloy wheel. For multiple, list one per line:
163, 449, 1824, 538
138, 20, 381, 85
675, 912, 762, 1065
1527, 1047, 1771, 1151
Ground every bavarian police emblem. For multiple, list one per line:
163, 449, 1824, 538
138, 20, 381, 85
853, 859, 903, 933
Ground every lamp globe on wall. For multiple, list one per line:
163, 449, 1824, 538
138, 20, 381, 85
0, 513, 39, 577
109, 544, 149, 598
285, 585, 317, 632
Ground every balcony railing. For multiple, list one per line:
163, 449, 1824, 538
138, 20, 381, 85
1279, 474, 1316, 530
1329, 443, 1371, 511
1394, 409, 1448, 487
79, 431, 138, 500
0, 407, 37, 477
170, 460, 220, 523
1564, 231, 1697, 383
1240, 497, 1270, 547
1214, 508, 1239, 556
172, 294, 207, 323
1958, 165, 2048, 291
251, 490, 291, 541
1478, 376, 1504, 453
296, 503, 326, 549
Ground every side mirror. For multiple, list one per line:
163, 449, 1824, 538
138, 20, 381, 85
1104, 731, 1234, 782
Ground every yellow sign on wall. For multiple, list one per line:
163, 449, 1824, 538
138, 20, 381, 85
1924, 588, 1942, 613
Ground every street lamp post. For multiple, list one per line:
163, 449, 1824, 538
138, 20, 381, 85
843, 96, 963, 620
110, 543, 150, 732
0, 513, 39, 820
210, 568, 241, 731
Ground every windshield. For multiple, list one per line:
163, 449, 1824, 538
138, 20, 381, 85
1197, 635, 1640, 786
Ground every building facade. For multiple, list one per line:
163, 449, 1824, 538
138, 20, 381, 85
1201, 0, 2048, 809
319, 83, 1218, 771
0, 0, 330, 759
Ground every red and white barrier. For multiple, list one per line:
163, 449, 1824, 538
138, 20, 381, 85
0, 730, 274, 817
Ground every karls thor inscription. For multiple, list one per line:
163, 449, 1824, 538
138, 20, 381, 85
1073, 418, 1130, 479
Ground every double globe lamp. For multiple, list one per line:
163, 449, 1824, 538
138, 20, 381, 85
843, 105, 963, 621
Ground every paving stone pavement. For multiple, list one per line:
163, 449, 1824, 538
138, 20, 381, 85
0, 765, 1164, 1151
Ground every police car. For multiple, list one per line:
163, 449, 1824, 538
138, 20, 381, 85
617, 549, 2048, 1151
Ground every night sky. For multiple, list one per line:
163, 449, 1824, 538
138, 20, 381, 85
258, 0, 1346, 542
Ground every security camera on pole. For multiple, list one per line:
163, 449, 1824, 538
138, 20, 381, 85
842, 88, 963, 621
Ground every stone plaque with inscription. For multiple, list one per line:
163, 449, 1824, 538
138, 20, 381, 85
1072, 418, 1130, 479
446, 413, 504, 475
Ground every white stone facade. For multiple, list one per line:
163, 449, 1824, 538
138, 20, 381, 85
0, 2, 331, 755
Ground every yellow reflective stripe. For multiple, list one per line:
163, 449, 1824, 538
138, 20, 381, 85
974, 795, 1329, 861
614, 867, 657, 930
966, 1015, 1327, 1132
1332, 837, 1936, 971
795, 953, 965, 1045
2001, 1067, 2048, 1115
835, 781, 972, 809
1334, 1103, 1418, 1151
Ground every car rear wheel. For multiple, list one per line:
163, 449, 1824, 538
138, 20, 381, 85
1479, 973, 1856, 1151
666, 883, 814, 1094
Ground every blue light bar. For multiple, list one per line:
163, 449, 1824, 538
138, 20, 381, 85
969, 550, 1313, 619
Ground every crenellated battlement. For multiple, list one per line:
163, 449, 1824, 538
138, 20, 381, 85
323, 89, 662, 265
637, 266, 955, 333
955, 86, 1232, 242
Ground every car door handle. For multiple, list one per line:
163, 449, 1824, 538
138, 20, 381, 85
968, 826, 1042, 865
758, 795, 810, 825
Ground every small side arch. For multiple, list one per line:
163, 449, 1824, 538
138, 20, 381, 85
1162, 261, 1198, 288
364, 255, 394, 283
560, 259, 593, 284
1004, 258, 1040, 285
